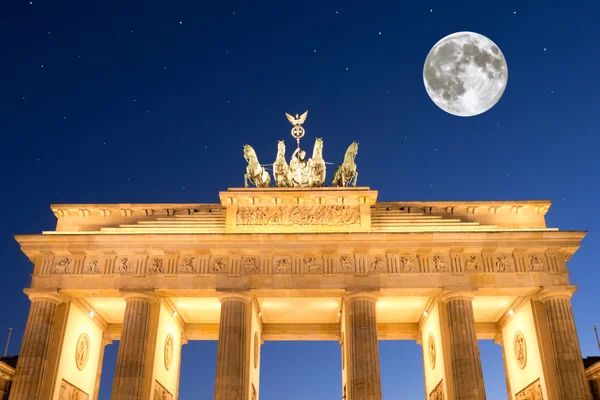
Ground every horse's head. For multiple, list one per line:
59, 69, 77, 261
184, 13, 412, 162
243, 144, 256, 160
277, 140, 286, 154
348, 141, 359, 155
313, 137, 323, 156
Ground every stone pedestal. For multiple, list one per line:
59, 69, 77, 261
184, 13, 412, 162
214, 293, 252, 400
539, 289, 591, 400
111, 291, 156, 400
344, 293, 382, 400
441, 292, 486, 400
9, 291, 61, 400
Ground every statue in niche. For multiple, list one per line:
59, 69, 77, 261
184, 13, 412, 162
495, 256, 512, 272
433, 255, 448, 271
530, 255, 545, 271
370, 256, 385, 272
149, 258, 164, 273
179, 257, 195, 272
464, 255, 481, 271
117, 257, 132, 273
339, 255, 354, 272
53, 257, 72, 273
304, 257, 323, 273
274, 257, 291, 272
243, 257, 259, 273
401, 256, 416, 272
87, 259, 100, 273
212, 257, 227, 273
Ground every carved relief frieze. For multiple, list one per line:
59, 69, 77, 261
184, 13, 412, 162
369, 256, 385, 273
514, 331, 527, 369
529, 255, 546, 272
515, 378, 543, 400
178, 256, 197, 273
59, 379, 89, 400
85, 257, 103, 274
75, 333, 90, 371
304, 257, 323, 273
211, 257, 228, 273
495, 255, 514, 272
273, 256, 292, 273
243, 256, 259, 273
148, 257, 164, 273
464, 254, 482, 271
116, 256, 135, 273
339, 255, 355, 273
432, 255, 448, 272
153, 380, 173, 400
428, 379, 444, 400
53, 257, 72, 274
235, 205, 361, 226
164, 333, 174, 371
400, 255, 416, 272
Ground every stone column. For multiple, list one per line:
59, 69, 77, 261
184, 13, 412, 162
539, 288, 591, 400
9, 291, 62, 400
93, 335, 112, 400
493, 333, 512, 399
441, 291, 486, 400
111, 291, 156, 400
344, 292, 382, 400
214, 293, 252, 400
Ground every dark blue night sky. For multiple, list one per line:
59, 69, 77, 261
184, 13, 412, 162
1, 0, 599, 398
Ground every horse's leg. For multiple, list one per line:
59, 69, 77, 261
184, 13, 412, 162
353, 171, 358, 187
244, 173, 249, 188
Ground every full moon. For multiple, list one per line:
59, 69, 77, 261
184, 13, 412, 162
423, 32, 508, 117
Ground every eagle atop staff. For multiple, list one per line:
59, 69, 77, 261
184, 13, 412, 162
285, 111, 308, 126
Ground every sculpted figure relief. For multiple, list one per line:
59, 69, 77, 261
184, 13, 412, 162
428, 380, 444, 400
243, 257, 259, 273
339, 255, 354, 272
117, 257, 133, 273
53, 257, 72, 274
149, 258, 164, 273
179, 257, 195, 272
514, 331, 527, 369
75, 333, 90, 371
401, 256, 416, 272
236, 205, 361, 226
464, 255, 481, 271
153, 380, 173, 400
59, 379, 89, 400
496, 255, 512, 272
370, 256, 385, 272
304, 257, 323, 273
433, 255, 448, 271
87, 259, 101, 273
530, 255, 545, 271
273, 257, 291, 273
515, 379, 543, 400
212, 257, 228, 273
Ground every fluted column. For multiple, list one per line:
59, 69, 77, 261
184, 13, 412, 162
9, 291, 62, 400
214, 293, 252, 400
344, 292, 382, 400
539, 288, 590, 400
111, 291, 156, 400
441, 291, 485, 400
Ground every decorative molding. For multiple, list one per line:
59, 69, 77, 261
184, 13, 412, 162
164, 333, 174, 371
253, 332, 259, 369
235, 205, 360, 226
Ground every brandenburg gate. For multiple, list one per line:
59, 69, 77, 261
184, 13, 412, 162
8, 113, 592, 399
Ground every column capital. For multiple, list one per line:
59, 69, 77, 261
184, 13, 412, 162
217, 291, 252, 303
440, 290, 476, 302
23, 289, 62, 304
343, 291, 379, 302
119, 289, 157, 303
537, 286, 577, 302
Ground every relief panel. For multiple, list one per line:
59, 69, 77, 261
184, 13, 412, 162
153, 380, 173, 400
235, 205, 361, 226
428, 379, 444, 400
58, 379, 89, 400
515, 378, 543, 400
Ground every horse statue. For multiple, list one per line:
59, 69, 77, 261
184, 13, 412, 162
331, 141, 358, 187
243, 144, 271, 188
273, 140, 290, 187
309, 137, 326, 187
